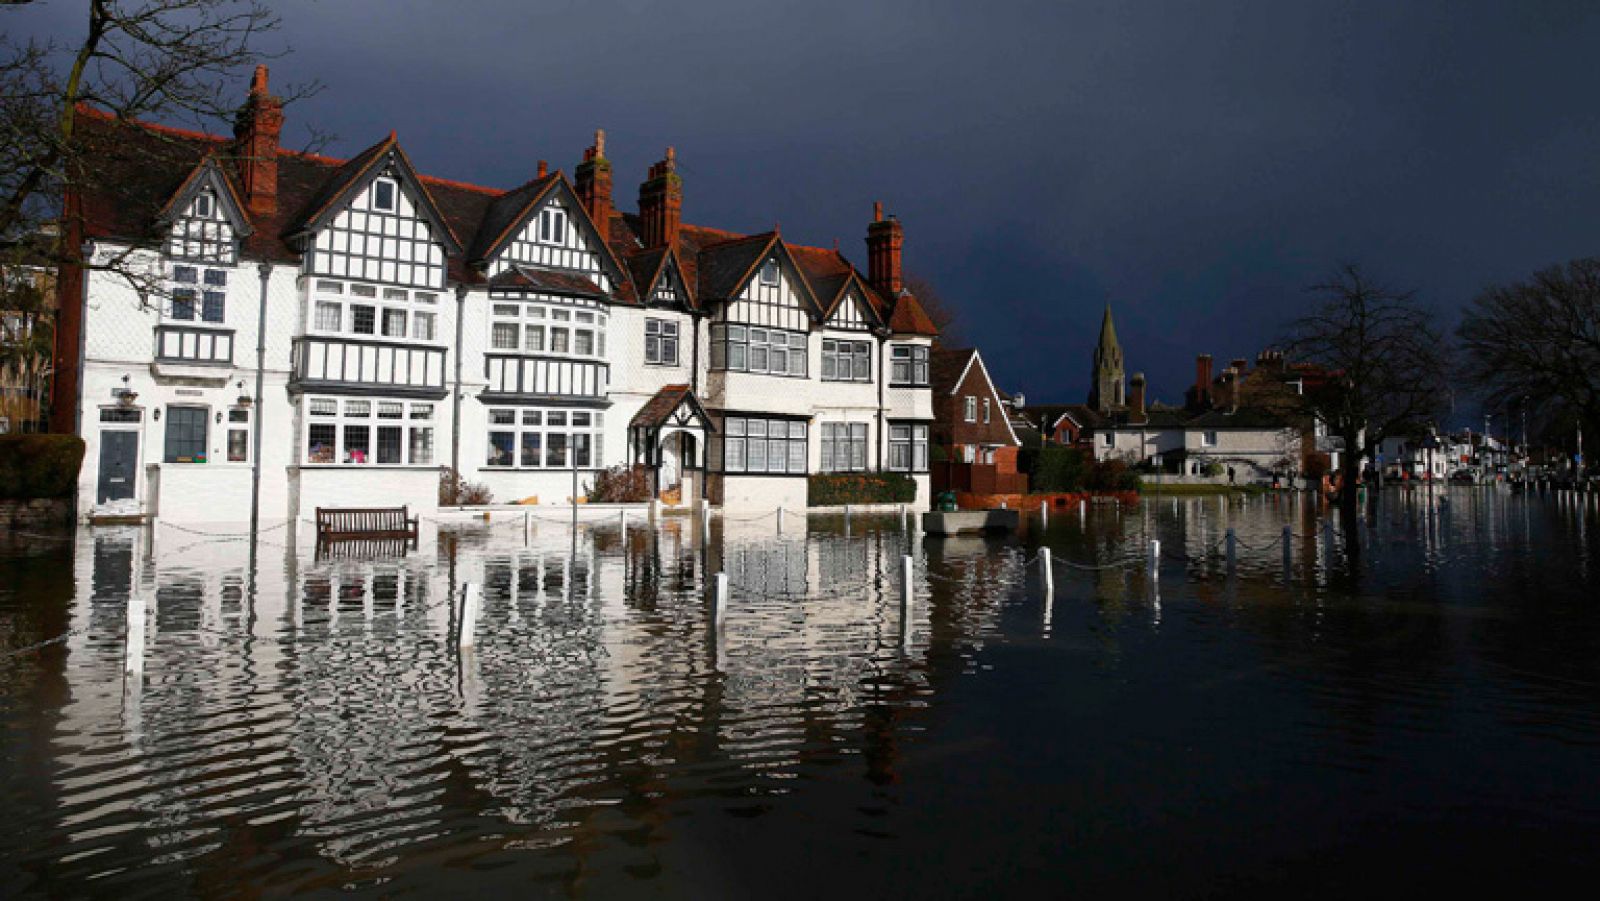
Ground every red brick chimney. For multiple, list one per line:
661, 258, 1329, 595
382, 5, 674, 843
638, 147, 682, 250
1129, 372, 1147, 422
1220, 367, 1239, 412
233, 65, 282, 216
1195, 354, 1213, 404
866, 201, 903, 296
574, 129, 612, 244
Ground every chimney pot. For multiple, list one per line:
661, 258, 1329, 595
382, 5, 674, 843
576, 128, 614, 243
537, 160, 548, 178
234, 65, 283, 216
638, 147, 683, 250
866, 204, 904, 296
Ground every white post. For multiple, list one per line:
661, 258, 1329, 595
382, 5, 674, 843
1079, 499, 1086, 524
1041, 499, 1049, 527
777, 506, 785, 534
901, 554, 914, 610
124, 596, 146, 676
459, 583, 481, 649
901, 504, 908, 531
1040, 550, 1054, 597
845, 504, 852, 532
713, 572, 728, 624
523, 509, 531, 542
702, 504, 711, 543
1149, 539, 1161, 576
619, 509, 627, 532
1225, 528, 1237, 573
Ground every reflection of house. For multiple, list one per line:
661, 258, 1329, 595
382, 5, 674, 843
930, 347, 1025, 495
52, 66, 937, 522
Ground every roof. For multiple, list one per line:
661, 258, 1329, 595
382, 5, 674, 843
488, 264, 605, 298
68, 104, 937, 336
628, 384, 714, 431
931, 347, 976, 396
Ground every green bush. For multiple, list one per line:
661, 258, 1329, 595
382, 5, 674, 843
0, 434, 85, 499
1019, 444, 1140, 493
807, 471, 917, 506
587, 464, 652, 503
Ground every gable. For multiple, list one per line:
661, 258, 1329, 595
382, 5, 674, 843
162, 161, 250, 264
720, 243, 818, 333
301, 158, 451, 289
825, 286, 875, 331
482, 180, 619, 295
649, 256, 689, 308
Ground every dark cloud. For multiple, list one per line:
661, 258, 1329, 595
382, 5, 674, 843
14, 0, 1600, 413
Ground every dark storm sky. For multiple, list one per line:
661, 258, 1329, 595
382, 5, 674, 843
16, 1, 1600, 414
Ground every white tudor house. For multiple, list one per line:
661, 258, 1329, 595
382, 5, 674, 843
51, 67, 939, 524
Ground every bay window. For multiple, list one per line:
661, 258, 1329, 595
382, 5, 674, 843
720, 416, 807, 474
304, 397, 434, 465
891, 344, 929, 386
309, 279, 440, 342
821, 422, 868, 472
483, 406, 604, 469
889, 423, 929, 472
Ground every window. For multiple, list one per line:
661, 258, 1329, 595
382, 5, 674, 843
821, 422, 869, 472
303, 397, 434, 465
711, 324, 806, 377
315, 302, 342, 331
413, 311, 436, 340
574, 329, 594, 356
889, 424, 929, 472
890, 344, 929, 386
372, 177, 397, 212
227, 408, 249, 462
539, 207, 567, 244
1100, 432, 1113, 447
964, 396, 977, 422
492, 322, 520, 350
760, 258, 779, 285
194, 192, 214, 218
550, 327, 569, 354
167, 264, 228, 324
645, 318, 679, 365
983, 397, 991, 423
352, 305, 376, 335
381, 309, 406, 338
721, 416, 806, 474
483, 406, 603, 469
1202, 430, 1219, 447
822, 339, 871, 382
172, 288, 197, 321
164, 405, 208, 463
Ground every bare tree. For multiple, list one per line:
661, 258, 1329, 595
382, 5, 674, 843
902, 273, 960, 345
1, 0, 318, 299
1457, 258, 1600, 454
1283, 265, 1451, 547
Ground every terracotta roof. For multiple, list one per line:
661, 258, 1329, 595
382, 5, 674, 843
628, 384, 714, 431
887, 290, 939, 336
487, 264, 605, 298
466, 173, 558, 262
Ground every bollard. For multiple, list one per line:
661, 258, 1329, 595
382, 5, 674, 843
1080, 499, 1086, 524
1041, 499, 1049, 527
901, 554, 914, 609
459, 583, 481, 649
124, 596, 146, 676
619, 509, 627, 532
713, 572, 728, 624
1148, 539, 1161, 577
523, 509, 531, 542
901, 504, 909, 531
1225, 528, 1237, 573
701, 507, 711, 543
777, 506, 785, 534
1040, 550, 1054, 597
844, 504, 851, 527
1282, 525, 1292, 572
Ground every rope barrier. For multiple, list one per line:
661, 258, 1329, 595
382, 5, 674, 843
1, 631, 76, 659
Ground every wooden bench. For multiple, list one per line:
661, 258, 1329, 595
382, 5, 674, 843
315, 506, 419, 549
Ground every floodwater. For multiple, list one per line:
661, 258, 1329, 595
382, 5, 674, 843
2, 488, 1599, 897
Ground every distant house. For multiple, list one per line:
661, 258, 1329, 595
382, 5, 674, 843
931, 347, 1025, 496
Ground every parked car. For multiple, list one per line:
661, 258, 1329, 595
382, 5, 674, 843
1447, 469, 1478, 484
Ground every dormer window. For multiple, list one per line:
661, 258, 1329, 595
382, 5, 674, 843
760, 258, 779, 286
193, 191, 214, 218
372, 177, 397, 212
539, 207, 566, 244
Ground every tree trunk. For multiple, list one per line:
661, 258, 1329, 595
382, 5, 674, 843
1339, 430, 1362, 559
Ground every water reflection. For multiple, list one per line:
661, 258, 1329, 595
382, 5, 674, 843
3, 489, 1600, 895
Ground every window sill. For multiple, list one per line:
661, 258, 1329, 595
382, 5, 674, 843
821, 378, 874, 384
481, 465, 599, 471
889, 382, 930, 389
644, 361, 683, 368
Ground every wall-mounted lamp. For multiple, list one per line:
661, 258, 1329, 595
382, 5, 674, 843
215, 410, 223, 424
116, 374, 138, 407
153, 408, 160, 422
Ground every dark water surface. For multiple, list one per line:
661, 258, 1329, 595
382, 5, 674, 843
3, 489, 1599, 897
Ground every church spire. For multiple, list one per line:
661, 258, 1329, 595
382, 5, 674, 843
1089, 305, 1127, 413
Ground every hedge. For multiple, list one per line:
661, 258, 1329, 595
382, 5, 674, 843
807, 471, 917, 506
1019, 445, 1141, 493
0, 434, 85, 499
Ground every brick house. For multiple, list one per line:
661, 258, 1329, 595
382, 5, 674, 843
930, 347, 1025, 496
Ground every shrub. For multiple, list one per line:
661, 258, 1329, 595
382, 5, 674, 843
438, 467, 493, 506
1020, 445, 1140, 492
807, 471, 917, 506
1201, 460, 1224, 477
0, 434, 84, 499
587, 464, 652, 503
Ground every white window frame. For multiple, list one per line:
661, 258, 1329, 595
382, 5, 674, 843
372, 177, 398, 212
302, 396, 435, 466
645, 317, 680, 366
964, 396, 977, 422
822, 339, 872, 382
711, 324, 807, 377
759, 258, 780, 285
888, 423, 929, 472
1202, 430, 1219, 447
485, 406, 604, 470
720, 416, 807, 474
539, 207, 567, 244
488, 297, 606, 360
308, 279, 441, 343
821, 422, 869, 472
890, 344, 929, 387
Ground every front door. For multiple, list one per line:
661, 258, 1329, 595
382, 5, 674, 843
97, 431, 139, 503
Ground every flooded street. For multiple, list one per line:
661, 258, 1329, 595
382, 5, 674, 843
3, 489, 1600, 897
